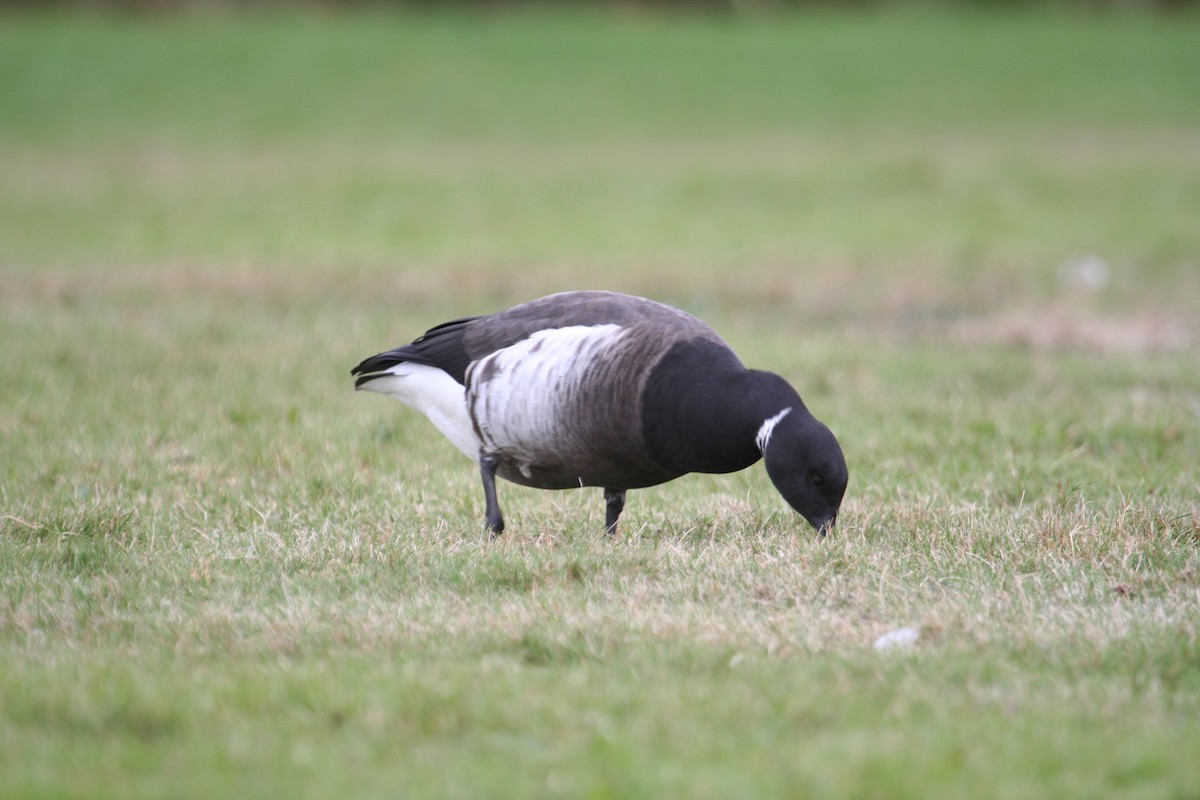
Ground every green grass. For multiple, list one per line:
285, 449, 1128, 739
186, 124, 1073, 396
2, 6, 1199, 799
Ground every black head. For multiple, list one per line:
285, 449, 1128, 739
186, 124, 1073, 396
761, 413, 848, 534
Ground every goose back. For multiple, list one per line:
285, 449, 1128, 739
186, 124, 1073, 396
463, 292, 733, 489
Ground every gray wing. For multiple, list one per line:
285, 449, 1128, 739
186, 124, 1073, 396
463, 292, 737, 490
463, 290, 730, 360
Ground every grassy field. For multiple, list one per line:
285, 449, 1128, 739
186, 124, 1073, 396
2, 7, 1199, 798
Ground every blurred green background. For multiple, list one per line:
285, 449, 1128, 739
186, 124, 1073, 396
4, 2, 1198, 315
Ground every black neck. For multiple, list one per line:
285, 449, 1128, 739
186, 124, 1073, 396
641, 339, 804, 476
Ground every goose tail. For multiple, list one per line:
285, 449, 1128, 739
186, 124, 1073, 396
351, 347, 419, 389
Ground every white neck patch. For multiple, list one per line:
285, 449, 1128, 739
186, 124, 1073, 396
755, 407, 793, 454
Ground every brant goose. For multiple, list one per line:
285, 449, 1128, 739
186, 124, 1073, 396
352, 291, 847, 535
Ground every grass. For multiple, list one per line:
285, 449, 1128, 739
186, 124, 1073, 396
2, 6, 1200, 798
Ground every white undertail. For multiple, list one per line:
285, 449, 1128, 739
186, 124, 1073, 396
357, 363, 480, 461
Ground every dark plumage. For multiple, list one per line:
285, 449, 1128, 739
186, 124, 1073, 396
352, 291, 847, 535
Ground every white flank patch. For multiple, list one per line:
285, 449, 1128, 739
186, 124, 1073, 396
755, 406, 793, 454
357, 362, 479, 461
468, 324, 626, 460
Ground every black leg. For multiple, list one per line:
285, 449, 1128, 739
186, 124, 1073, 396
480, 452, 505, 535
603, 488, 626, 535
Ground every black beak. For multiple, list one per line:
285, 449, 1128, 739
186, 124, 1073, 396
809, 513, 837, 536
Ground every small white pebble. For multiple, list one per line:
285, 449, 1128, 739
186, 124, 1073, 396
1059, 253, 1111, 291
873, 626, 922, 652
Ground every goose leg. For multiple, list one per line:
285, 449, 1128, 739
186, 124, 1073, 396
603, 488, 626, 535
480, 452, 505, 535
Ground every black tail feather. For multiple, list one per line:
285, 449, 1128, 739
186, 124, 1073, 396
351, 315, 479, 387
351, 348, 416, 377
